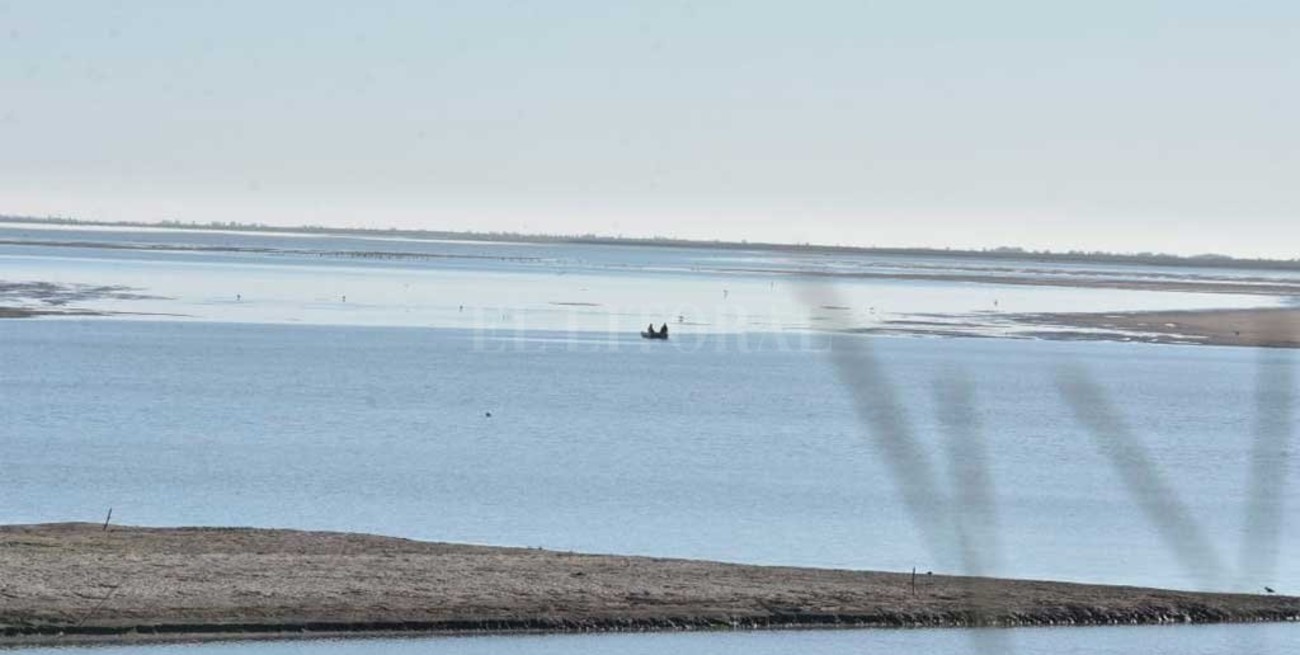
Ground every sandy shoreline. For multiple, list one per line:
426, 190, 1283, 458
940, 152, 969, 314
3, 270, 1296, 350
0, 307, 107, 319
1, 524, 1295, 646
1011, 307, 1300, 348
782, 268, 1300, 297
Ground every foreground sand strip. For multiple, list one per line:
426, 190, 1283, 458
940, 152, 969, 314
1, 524, 1296, 645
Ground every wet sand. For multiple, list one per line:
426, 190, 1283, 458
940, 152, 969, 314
2, 524, 1296, 646
0, 280, 164, 319
0, 307, 105, 318
783, 269, 1300, 296
1013, 307, 1300, 348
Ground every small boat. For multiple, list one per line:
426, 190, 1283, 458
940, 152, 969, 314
641, 324, 670, 340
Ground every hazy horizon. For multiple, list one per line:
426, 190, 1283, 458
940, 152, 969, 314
3, 2, 1297, 258
5, 212, 1299, 262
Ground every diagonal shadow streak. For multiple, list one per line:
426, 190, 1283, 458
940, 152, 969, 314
798, 284, 1011, 653
935, 374, 1010, 652
1240, 348, 1295, 591
941, 376, 998, 574
935, 375, 1003, 580
1056, 365, 1228, 590
796, 279, 1293, 655
798, 285, 950, 560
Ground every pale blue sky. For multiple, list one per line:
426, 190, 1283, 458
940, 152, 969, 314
2, 2, 1296, 256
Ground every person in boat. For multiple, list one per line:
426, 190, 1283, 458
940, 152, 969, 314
647, 323, 656, 335
659, 323, 669, 337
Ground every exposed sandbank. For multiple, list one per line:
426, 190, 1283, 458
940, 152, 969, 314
1, 524, 1295, 646
0, 307, 106, 318
1012, 307, 1300, 348
0, 280, 167, 320
782, 269, 1300, 297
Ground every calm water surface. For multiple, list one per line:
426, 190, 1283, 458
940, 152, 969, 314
0, 222, 1285, 336
2, 225, 1297, 654
2, 321, 1296, 591
10, 623, 1299, 655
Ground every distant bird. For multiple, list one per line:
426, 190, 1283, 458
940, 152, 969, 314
485, 411, 492, 418
1265, 586, 1275, 594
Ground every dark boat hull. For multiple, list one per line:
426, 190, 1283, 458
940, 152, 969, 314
640, 331, 669, 340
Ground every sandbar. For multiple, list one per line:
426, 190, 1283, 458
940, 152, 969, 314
2, 524, 1295, 646
1012, 307, 1300, 348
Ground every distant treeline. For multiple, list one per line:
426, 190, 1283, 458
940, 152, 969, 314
3, 213, 1299, 271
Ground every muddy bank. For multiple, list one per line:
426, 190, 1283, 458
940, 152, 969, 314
780, 269, 1300, 297
1, 524, 1295, 646
0, 281, 159, 306
0, 280, 167, 320
1011, 307, 1300, 348
0, 307, 109, 319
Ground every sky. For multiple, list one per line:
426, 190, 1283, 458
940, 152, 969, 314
1, 1, 1297, 257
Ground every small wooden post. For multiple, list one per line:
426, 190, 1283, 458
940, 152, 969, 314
102, 507, 113, 531
911, 566, 916, 595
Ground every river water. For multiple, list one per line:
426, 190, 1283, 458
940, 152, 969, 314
1, 223, 1297, 653
10, 623, 1300, 655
